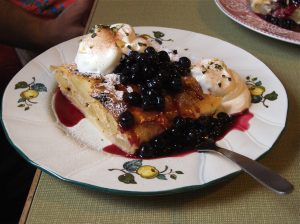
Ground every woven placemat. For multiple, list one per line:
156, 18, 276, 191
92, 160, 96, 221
26, 0, 300, 223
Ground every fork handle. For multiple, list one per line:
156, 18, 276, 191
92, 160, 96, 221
214, 147, 293, 194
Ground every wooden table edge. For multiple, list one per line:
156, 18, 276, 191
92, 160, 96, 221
19, 169, 42, 224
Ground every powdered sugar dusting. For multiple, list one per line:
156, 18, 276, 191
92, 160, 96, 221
51, 94, 110, 151
65, 63, 103, 78
126, 86, 133, 93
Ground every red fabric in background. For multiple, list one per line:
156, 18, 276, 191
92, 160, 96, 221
10, 0, 75, 17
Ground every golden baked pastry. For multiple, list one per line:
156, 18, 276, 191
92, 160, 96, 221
51, 64, 221, 154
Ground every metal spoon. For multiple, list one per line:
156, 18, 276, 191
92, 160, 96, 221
197, 143, 294, 194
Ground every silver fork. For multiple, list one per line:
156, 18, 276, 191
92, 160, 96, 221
197, 144, 294, 194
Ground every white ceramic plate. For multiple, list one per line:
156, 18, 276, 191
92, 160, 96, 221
215, 0, 300, 45
1, 27, 287, 195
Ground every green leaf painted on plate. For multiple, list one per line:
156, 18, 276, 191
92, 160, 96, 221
170, 174, 177, 180
118, 173, 136, 184
31, 83, 47, 92
155, 38, 162, 45
18, 98, 26, 103
18, 104, 25, 107
123, 160, 142, 172
175, 171, 184, 174
153, 31, 164, 38
251, 95, 262, 103
15, 81, 28, 89
264, 91, 278, 101
156, 174, 167, 180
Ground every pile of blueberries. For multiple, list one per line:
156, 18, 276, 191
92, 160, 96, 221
137, 112, 233, 158
113, 47, 233, 158
115, 47, 192, 129
115, 48, 189, 101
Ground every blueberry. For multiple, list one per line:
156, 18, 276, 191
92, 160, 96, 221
130, 63, 140, 74
124, 92, 141, 106
146, 77, 162, 90
113, 64, 123, 73
209, 118, 218, 129
121, 66, 131, 76
154, 95, 165, 111
129, 72, 140, 84
152, 136, 167, 150
172, 116, 186, 129
136, 53, 147, 63
158, 61, 172, 72
128, 51, 139, 61
141, 89, 164, 111
217, 112, 231, 123
144, 46, 156, 55
196, 136, 215, 149
141, 99, 155, 111
123, 57, 132, 65
141, 87, 156, 97
196, 116, 212, 128
157, 68, 171, 81
169, 126, 182, 139
147, 53, 159, 65
185, 118, 195, 128
138, 143, 155, 158
158, 51, 170, 62
118, 111, 135, 129
210, 127, 222, 138
184, 130, 197, 145
120, 74, 131, 85
170, 142, 184, 151
167, 77, 182, 93
179, 57, 191, 69
141, 64, 156, 79
120, 55, 129, 65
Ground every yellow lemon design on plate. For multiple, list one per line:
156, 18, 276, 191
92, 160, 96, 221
250, 86, 265, 96
137, 165, 159, 179
20, 89, 39, 99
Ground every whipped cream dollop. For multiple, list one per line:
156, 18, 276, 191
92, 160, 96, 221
75, 24, 148, 74
75, 26, 121, 74
191, 59, 251, 114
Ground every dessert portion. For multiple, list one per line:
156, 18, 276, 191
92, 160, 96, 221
51, 24, 251, 158
250, 0, 300, 31
191, 59, 251, 114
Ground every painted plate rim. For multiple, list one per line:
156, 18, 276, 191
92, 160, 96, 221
1, 26, 288, 195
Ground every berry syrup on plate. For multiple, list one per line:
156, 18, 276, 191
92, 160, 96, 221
54, 87, 253, 159
104, 110, 253, 159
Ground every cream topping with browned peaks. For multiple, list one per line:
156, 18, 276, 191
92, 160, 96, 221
75, 24, 149, 75
191, 59, 251, 114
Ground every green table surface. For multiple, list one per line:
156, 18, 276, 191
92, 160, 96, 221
26, 0, 300, 223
